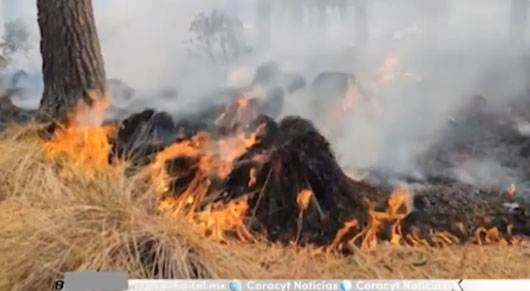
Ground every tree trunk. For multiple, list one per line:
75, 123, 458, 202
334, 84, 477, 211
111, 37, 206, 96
37, 0, 108, 127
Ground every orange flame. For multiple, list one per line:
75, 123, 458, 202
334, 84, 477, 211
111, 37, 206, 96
193, 198, 254, 243
297, 189, 313, 211
329, 219, 359, 251
45, 125, 115, 173
248, 168, 257, 187
215, 96, 257, 130
237, 96, 249, 108
151, 132, 208, 193
68, 89, 111, 128
475, 226, 509, 246
347, 183, 413, 250
152, 120, 261, 243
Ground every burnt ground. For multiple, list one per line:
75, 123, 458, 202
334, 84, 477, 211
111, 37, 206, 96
108, 83, 530, 248
395, 94, 530, 245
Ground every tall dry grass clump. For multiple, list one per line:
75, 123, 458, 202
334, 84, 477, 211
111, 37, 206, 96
0, 125, 529, 290
0, 125, 227, 290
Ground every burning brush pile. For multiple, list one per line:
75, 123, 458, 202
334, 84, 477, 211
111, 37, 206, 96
40, 89, 530, 252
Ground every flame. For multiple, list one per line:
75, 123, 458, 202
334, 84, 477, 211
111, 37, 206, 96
193, 198, 253, 243
44, 88, 114, 173
297, 189, 312, 211
430, 231, 460, 247
151, 132, 208, 193
475, 227, 509, 246
45, 125, 115, 173
349, 183, 413, 249
159, 195, 253, 243
248, 168, 257, 187
41, 87, 524, 249
152, 114, 261, 242
329, 219, 359, 251
68, 89, 111, 128
217, 130, 259, 174
153, 124, 259, 190
215, 96, 257, 130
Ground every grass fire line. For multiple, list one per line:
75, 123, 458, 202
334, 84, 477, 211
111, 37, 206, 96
38, 91, 530, 250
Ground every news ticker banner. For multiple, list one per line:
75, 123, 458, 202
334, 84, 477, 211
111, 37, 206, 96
53, 272, 530, 291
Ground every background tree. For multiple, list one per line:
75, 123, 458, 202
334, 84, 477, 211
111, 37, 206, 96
37, 0, 108, 127
189, 10, 249, 63
0, 19, 30, 68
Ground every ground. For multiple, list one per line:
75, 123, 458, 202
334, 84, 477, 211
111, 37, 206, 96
0, 125, 529, 291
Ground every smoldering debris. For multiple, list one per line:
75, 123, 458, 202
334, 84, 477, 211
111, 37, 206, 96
110, 109, 177, 165
100, 82, 530, 249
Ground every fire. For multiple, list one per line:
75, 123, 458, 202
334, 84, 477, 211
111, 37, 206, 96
151, 132, 208, 193
237, 96, 249, 108
45, 125, 115, 173
217, 129, 259, 172
152, 128, 259, 192
475, 226, 510, 246
38, 81, 525, 249
248, 168, 257, 187
297, 189, 312, 211
159, 195, 253, 243
329, 219, 359, 251
346, 183, 413, 250
153, 95, 261, 192
294, 189, 314, 243
151, 100, 262, 242
215, 96, 257, 130
68, 89, 111, 128
193, 198, 254, 243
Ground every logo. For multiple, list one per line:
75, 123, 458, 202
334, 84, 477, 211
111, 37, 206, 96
229, 280, 242, 291
340, 280, 352, 291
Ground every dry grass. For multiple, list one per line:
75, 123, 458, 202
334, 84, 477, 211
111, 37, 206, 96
0, 126, 529, 291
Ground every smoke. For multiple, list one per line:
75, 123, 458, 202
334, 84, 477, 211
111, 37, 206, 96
3, 0, 530, 189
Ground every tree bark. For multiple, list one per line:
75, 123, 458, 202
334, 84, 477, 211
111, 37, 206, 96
37, 0, 108, 127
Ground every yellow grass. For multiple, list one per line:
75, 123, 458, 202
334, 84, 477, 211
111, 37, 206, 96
0, 125, 529, 291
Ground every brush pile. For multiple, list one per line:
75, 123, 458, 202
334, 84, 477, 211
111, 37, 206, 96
93, 90, 530, 250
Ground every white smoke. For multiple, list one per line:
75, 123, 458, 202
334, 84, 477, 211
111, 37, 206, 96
3, 0, 530, 189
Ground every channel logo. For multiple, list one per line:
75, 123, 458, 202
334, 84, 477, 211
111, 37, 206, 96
340, 280, 352, 291
229, 280, 242, 291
